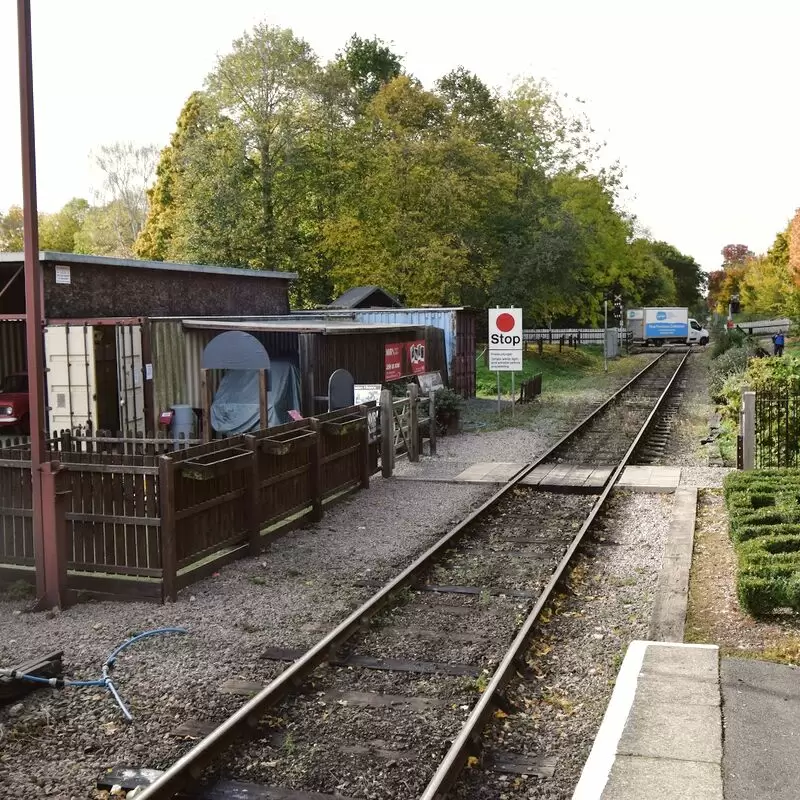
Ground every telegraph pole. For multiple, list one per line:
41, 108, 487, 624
17, 0, 67, 608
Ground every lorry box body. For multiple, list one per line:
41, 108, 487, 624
626, 307, 708, 346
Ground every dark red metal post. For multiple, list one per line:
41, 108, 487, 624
17, 0, 67, 608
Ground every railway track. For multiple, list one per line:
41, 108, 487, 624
111, 351, 689, 800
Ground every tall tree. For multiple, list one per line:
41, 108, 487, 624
721, 243, 753, 267
649, 241, 706, 310
205, 24, 319, 270
135, 92, 214, 261
92, 141, 158, 256
39, 198, 90, 253
0, 207, 24, 251
337, 34, 403, 112
435, 67, 505, 146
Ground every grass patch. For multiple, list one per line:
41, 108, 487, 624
475, 344, 610, 398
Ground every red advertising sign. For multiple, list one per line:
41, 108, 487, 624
385, 343, 403, 381
406, 339, 426, 375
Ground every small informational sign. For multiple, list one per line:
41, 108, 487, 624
355, 384, 382, 440
417, 371, 444, 393
488, 308, 523, 371
354, 384, 382, 405
144, 363, 154, 381
385, 343, 403, 381
406, 339, 426, 374
55, 264, 71, 285
627, 309, 644, 320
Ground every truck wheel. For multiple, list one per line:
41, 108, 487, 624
700, 337, 709, 346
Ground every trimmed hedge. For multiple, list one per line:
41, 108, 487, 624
723, 469, 800, 614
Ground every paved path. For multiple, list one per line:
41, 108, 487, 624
721, 658, 800, 800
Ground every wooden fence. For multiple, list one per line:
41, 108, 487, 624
0, 405, 375, 603
523, 328, 633, 347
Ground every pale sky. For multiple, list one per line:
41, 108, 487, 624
1, 0, 798, 272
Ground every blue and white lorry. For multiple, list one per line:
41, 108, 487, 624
626, 307, 709, 346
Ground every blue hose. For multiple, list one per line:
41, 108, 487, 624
1, 627, 187, 721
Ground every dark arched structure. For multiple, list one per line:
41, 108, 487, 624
200, 331, 270, 440
201, 330, 270, 371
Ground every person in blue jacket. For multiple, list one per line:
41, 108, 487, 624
772, 331, 785, 356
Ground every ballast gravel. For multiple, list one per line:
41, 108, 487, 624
0, 477, 494, 800
452, 491, 672, 799
0, 356, 675, 800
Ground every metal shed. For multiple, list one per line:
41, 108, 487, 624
172, 317, 447, 419
293, 307, 477, 397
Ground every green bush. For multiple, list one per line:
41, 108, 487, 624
712, 327, 748, 359
735, 522, 800, 544
708, 344, 754, 402
737, 573, 786, 615
724, 468, 800, 614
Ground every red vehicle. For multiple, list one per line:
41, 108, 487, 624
0, 373, 30, 434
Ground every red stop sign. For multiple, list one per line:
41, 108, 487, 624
496, 313, 515, 332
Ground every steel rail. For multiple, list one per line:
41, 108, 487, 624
419, 350, 690, 799
132, 351, 675, 800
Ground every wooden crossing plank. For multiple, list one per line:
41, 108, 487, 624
260, 647, 482, 677
218, 679, 263, 696
170, 719, 219, 738
198, 784, 356, 800
487, 749, 558, 777
323, 690, 448, 710
422, 584, 537, 599
453, 462, 526, 483
0, 650, 63, 704
99, 769, 356, 799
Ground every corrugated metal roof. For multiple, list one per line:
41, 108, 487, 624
181, 318, 424, 335
0, 252, 297, 282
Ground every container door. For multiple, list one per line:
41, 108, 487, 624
44, 324, 98, 435
116, 324, 146, 436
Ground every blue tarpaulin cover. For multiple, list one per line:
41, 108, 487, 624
210, 360, 301, 434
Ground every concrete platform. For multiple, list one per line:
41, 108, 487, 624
616, 465, 681, 492
450, 462, 681, 492
572, 641, 722, 800
722, 657, 800, 800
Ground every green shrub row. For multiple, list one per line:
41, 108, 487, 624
724, 469, 800, 614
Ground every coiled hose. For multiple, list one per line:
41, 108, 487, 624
0, 626, 188, 721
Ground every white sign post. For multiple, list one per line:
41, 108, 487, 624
488, 308, 523, 415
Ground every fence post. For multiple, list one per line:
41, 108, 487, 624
39, 461, 71, 609
742, 390, 756, 470
380, 389, 394, 478
201, 369, 213, 443
244, 435, 261, 555
428, 390, 437, 456
408, 384, 419, 462
159, 456, 178, 602
309, 418, 324, 522
358, 405, 371, 490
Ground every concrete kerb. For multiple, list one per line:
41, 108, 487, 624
572, 641, 723, 800
649, 486, 698, 642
